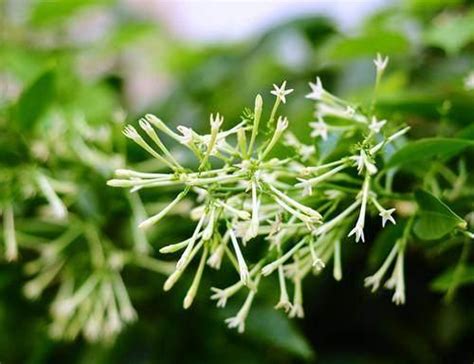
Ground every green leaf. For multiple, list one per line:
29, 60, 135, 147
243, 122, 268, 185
15, 70, 55, 131
246, 307, 315, 360
430, 266, 474, 292
386, 138, 474, 167
321, 31, 409, 61
30, 0, 114, 26
414, 189, 466, 240
424, 10, 474, 54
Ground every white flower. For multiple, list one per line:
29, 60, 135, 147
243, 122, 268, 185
176, 125, 194, 145
369, 116, 387, 133
464, 71, 474, 91
353, 150, 377, 175
345, 106, 356, 117
392, 287, 405, 305
299, 144, 315, 161
207, 244, 225, 270
309, 118, 328, 140
271, 81, 294, 104
288, 277, 304, 319
210, 287, 229, 308
364, 273, 383, 292
229, 228, 250, 285
276, 116, 289, 132
225, 287, 257, 333
364, 242, 399, 292
373, 53, 389, 73
275, 297, 293, 313
306, 77, 324, 100
348, 223, 365, 243
379, 208, 396, 227
210, 113, 224, 130
225, 314, 246, 333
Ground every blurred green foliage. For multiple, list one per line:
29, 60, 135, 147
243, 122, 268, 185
1, 0, 474, 363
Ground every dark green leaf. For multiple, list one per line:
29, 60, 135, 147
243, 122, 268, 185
246, 307, 315, 360
414, 189, 466, 240
386, 138, 474, 167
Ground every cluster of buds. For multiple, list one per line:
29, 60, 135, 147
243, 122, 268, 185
109, 54, 411, 333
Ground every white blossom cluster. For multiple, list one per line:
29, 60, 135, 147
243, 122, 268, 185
109, 55, 411, 333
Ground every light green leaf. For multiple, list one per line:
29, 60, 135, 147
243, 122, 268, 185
386, 138, 474, 167
424, 10, 474, 54
15, 69, 55, 131
321, 31, 409, 61
430, 266, 474, 292
414, 189, 466, 240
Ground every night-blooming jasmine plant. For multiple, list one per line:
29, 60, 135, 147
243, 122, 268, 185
109, 54, 413, 332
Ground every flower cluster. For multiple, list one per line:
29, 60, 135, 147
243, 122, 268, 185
109, 55, 411, 332
0, 114, 173, 343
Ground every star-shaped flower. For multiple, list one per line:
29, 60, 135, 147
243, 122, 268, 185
306, 77, 324, 100
309, 118, 328, 140
379, 208, 396, 227
348, 223, 365, 243
271, 81, 293, 104
369, 116, 387, 133
374, 53, 389, 73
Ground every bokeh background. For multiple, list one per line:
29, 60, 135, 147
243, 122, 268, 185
2, 0, 474, 363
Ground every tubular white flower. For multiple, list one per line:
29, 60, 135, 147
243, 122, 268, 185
352, 149, 377, 175
225, 283, 258, 333
201, 205, 217, 241
123, 125, 176, 169
266, 183, 322, 221
271, 81, 294, 104
184, 247, 208, 309
3, 203, 18, 261
289, 276, 304, 318
369, 116, 387, 134
139, 189, 189, 230
309, 117, 328, 140
275, 265, 292, 313
364, 242, 399, 292
229, 227, 250, 285
309, 237, 325, 270
245, 180, 260, 242
138, 118, 181, 168
333, 239, 342, 281
390, 246, 406, 305
209, 263, 265, 307
374, 53, 389, 73
306, 77, 324, 100
36, 174, 68, 220
348, 175, 370, 243
176, 212, 206, 270
296, 163, 348, 190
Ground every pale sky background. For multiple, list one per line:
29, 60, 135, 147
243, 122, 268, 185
126, 0, 392, 43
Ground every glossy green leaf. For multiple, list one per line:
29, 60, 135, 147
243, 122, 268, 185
414, 189, 466, 240
386, 138, 474, 167
15, 70, 55, 131
430, 266, 474, 292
